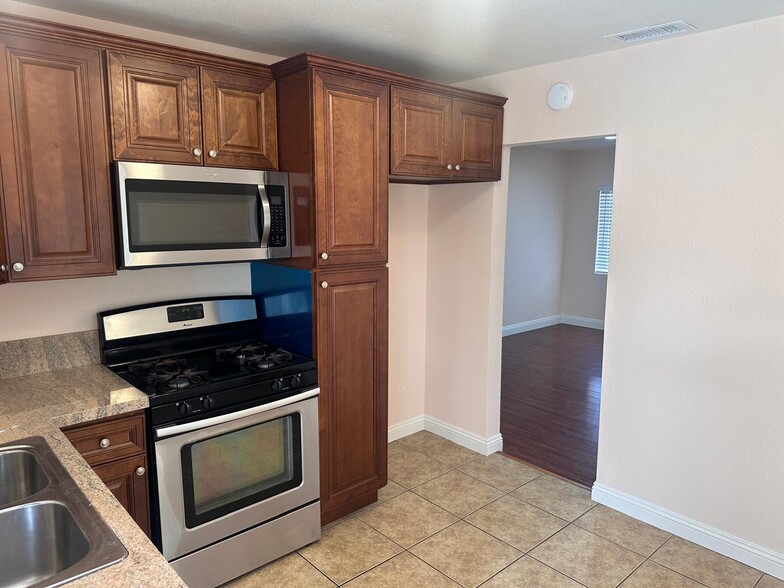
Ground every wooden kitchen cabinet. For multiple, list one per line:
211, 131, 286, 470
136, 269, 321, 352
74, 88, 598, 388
315, 267, 388, 523
201, 67, 278, 170
108, 51, 278, 169
274, 55, 391, 523
274, 56, 389, 268
63, 410, 151, 538
0, 33, 115, 282
93, 453, 151, 537
390, 85, 504, 182
313, 69, 389, 268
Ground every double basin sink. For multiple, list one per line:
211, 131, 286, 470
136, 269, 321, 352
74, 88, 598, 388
0, 436, 127, 587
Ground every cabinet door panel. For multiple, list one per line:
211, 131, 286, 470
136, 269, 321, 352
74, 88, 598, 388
313, 70, 388, 267
0, 34, 114, 280
93, 454, 151, 538
316, 268, 388, 520
390, 86, 452, 178
108, 51, 202, 164
201, 68, 278, 170
452, 99, 503, 181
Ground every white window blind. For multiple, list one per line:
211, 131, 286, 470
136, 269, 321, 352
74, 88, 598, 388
594, 187, 613, 275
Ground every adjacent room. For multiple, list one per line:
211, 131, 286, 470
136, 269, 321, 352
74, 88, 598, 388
501, 138, 615, 488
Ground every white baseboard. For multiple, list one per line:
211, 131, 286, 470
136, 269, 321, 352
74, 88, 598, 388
502, 315, 560, 336
388, 415, 425, 442
592, 483, 784, 581
424, 416, 503, 456
502, 314, 604, 336
388, 415, 503, 456
560, 315, 605, 330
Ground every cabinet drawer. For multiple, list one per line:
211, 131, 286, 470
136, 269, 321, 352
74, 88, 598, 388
63, 411, 146, 466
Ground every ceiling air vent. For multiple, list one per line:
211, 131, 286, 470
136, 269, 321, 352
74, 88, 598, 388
605, 21, 696, 44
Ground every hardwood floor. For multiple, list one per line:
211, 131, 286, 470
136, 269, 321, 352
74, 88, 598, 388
500, 324, 604, 488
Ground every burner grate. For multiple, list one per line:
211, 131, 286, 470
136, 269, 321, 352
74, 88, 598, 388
128, 358, 212, 392
216, 344, 293, 372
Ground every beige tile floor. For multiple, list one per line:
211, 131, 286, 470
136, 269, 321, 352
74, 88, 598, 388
224, 432, 782, 588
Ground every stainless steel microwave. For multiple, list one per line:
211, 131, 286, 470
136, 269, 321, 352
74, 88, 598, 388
114, 162, 290, 269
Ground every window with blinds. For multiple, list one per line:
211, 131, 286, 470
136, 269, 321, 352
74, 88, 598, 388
594, 187, 613, 275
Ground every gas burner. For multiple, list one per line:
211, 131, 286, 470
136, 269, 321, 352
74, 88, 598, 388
128, 359, 211, 392
248, 349, 292, 373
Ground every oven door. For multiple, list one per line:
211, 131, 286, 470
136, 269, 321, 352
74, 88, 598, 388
154, 388, 319, 561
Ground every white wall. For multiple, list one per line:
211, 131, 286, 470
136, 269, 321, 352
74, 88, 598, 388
457, 15, 784, 564
560, 148, 614, 321
503, 146, 613, 330
387, 184, 428, 428
0, 265, 252, 340
503, 148, 567, 326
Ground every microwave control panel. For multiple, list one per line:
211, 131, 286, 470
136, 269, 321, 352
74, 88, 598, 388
267, 185, 287, 248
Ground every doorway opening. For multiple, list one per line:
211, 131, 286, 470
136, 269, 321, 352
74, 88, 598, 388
500, 137, 616, 487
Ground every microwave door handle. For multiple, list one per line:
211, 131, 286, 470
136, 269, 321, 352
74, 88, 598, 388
257, 184, 271, 247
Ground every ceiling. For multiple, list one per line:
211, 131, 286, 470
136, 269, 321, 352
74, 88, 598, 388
17, 0, 784, 82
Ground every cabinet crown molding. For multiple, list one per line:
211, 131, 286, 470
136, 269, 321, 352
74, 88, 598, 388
272, 52, 508, 107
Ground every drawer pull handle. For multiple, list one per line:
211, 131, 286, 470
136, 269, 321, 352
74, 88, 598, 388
321, 281, 328, 289
320, 252, 328, 260
99, 438, 110, 448
135, 467, 146, 476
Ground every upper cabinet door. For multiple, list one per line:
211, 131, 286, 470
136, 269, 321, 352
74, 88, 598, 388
201, 68, 278, 170
390, 86, 452, 178
0, 33, 115, 281
452, 98, 503, 181
313, 69, 389, 268
108, 51, 202, 165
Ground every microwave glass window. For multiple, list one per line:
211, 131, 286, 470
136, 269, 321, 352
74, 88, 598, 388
126, 179, 260, 251
181, 414, 303, 527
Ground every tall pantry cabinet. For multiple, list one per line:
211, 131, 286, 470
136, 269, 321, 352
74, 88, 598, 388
273, 55, 389, 523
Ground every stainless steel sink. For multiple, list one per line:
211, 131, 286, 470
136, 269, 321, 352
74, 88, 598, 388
0, 437, 127, 588
0, 502, 90, 586
0, 449, 49, 507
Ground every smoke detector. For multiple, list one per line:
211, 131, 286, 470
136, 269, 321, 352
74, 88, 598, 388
605, 21, 696, 44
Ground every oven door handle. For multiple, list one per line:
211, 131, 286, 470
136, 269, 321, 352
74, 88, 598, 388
154, 387, 320, 440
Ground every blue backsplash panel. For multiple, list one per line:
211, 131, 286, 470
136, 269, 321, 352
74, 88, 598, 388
250, 262, 313, 357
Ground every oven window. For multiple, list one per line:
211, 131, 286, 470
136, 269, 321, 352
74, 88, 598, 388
125, 179, 260, 251
181, 414, 302, 528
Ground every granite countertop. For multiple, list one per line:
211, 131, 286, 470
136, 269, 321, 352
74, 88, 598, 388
0, 363, 186, 587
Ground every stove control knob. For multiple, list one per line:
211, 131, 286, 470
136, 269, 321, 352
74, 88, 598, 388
177, 401, 193, 416
291, 374, 301, 387
200, 396, 215, 410
272, 379, 283, 392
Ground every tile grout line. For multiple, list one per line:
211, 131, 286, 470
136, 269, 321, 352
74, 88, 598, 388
296, 551, 340, 587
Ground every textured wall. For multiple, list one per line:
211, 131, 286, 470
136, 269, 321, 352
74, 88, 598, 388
387, 184, 429, 428
560, 148, 615, 321
461, 17, 784, 554
503, 147, 568, 326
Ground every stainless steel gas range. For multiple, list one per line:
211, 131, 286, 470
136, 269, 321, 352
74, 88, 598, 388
98, 296, 320, 588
